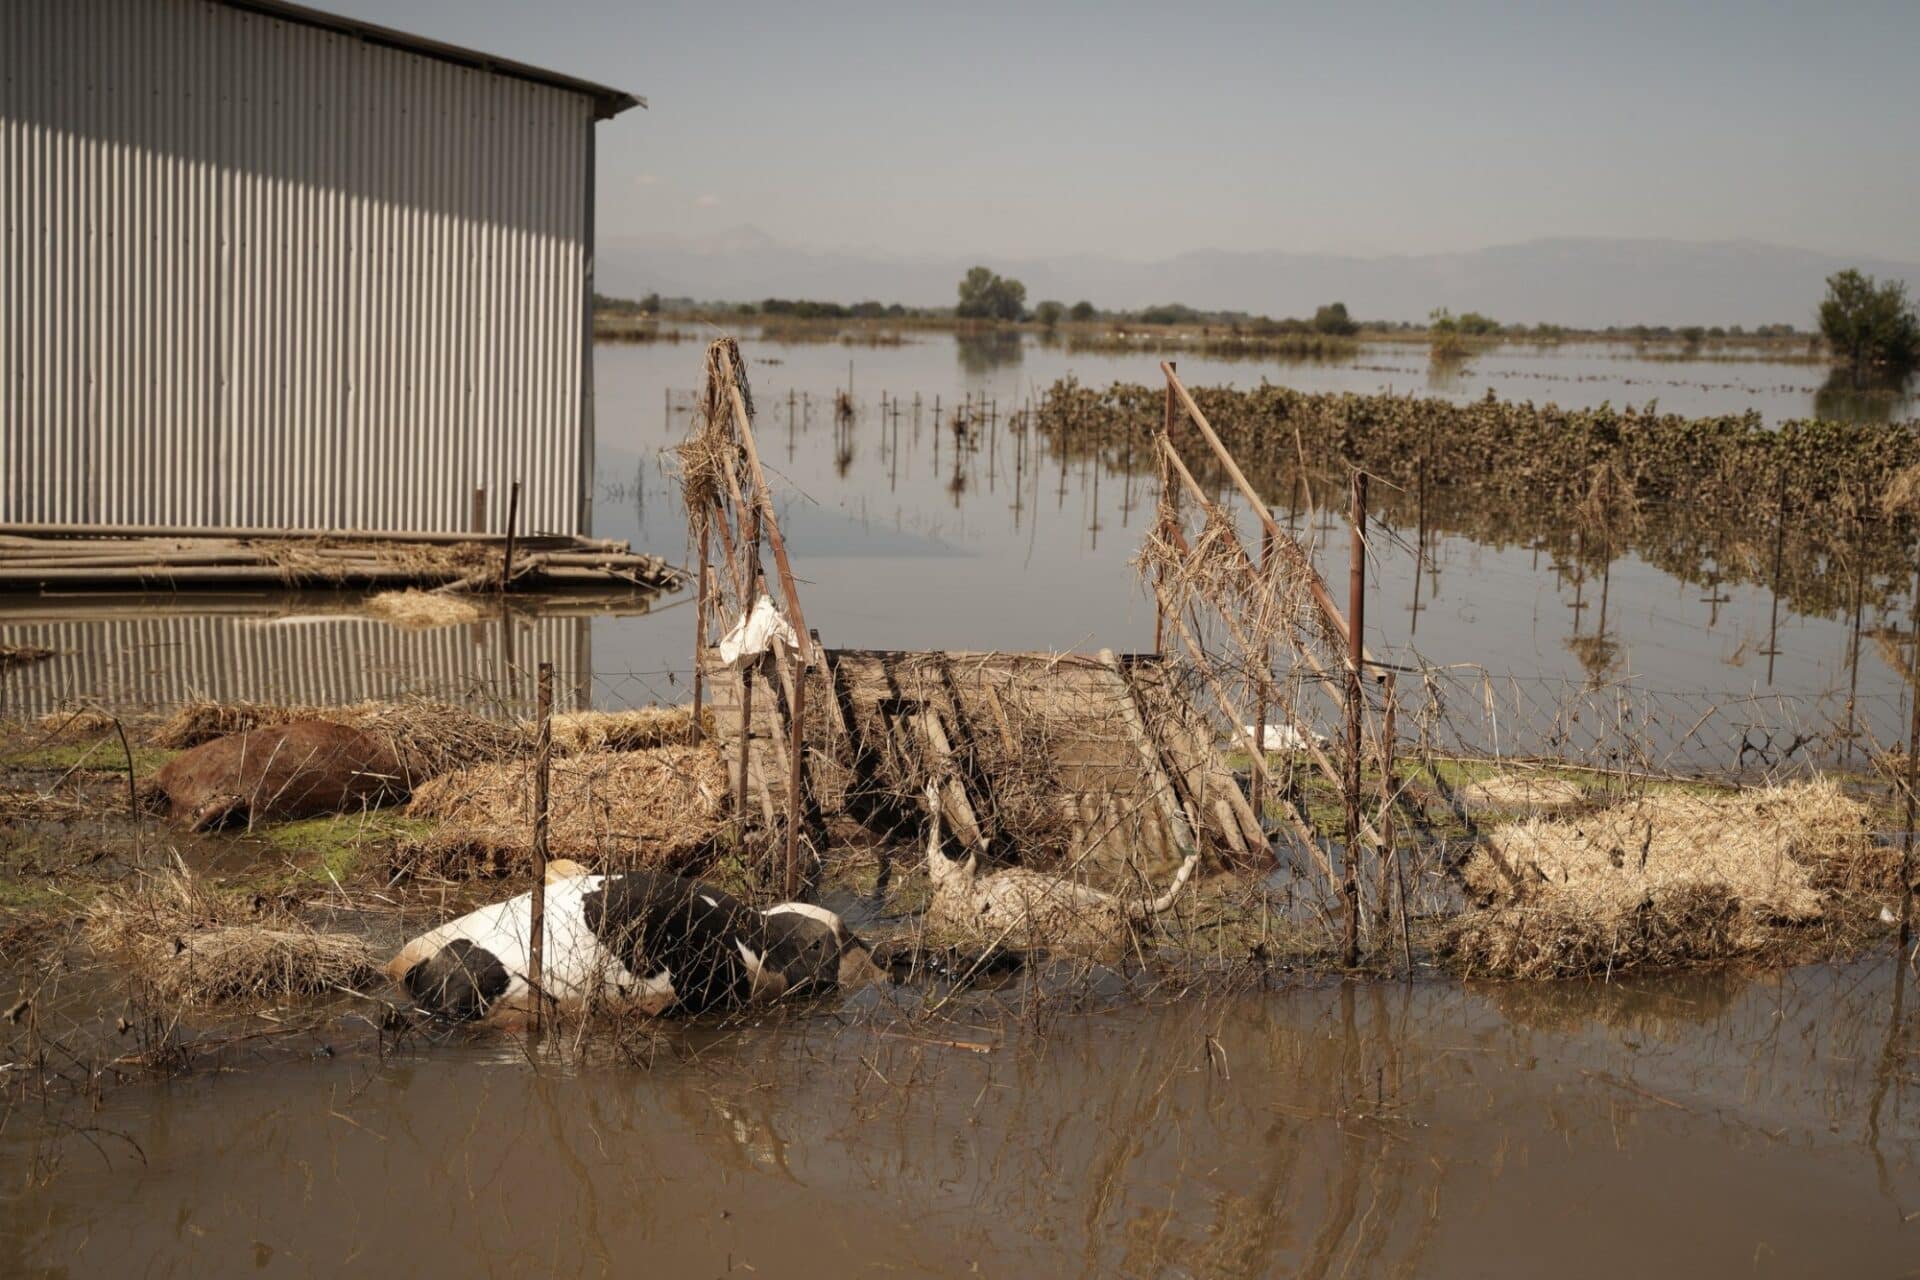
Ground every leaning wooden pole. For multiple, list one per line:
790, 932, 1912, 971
1161, 362, 1363, 659
785, 653, 807, 897
530, 661, 553, 1032
727, 381, 813, 887
1343, 471, 1367, 968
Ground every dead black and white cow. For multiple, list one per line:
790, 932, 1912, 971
384, 860, 888, 1023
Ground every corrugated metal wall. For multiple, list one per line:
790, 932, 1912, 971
1, 0, 593, 534
2, 611, 590, 718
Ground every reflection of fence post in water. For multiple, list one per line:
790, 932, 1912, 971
530, 661, 553, 1033
1343, 470, 1367, 969
1845, 508, 1868, 766
1410, 454, 1428, 635
1763, 467, 1787, 684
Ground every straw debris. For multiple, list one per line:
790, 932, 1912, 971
33, 707, 120, 736
549, 706, 711, 755
1446, 779, 1884, 978
84, 872, 379, 1005
399, 744, 728, 878
363, 589, 483, 628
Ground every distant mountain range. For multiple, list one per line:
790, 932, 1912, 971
597, 229, 1920, 329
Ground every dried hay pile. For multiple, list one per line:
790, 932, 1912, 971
1457, 772, 1588, 813
1445, 779, 1886, 979
34, 707, 120, 736
84, 872, 378, 1006
153, 698, 520, 780
548, 706, 710, 755
399, 744, 727, 878
363, 589, 483, 628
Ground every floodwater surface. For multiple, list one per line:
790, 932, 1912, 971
6, 332, 1914, 756
4, 962, 1916, 1277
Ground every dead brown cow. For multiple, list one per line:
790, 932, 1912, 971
148, 720, 409, 831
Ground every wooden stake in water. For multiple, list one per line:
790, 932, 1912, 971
530, 661, 553, 1032
1904, 558, 1919, 950
501, 480, 521, 592
1343, 470, 1367, 969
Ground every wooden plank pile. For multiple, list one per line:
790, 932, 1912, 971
0, 523, 682, 593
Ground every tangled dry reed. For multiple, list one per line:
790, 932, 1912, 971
83, 871, 379, 1005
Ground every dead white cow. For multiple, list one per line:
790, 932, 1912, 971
919, 782, 1199, 951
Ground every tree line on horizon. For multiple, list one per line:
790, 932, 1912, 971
600, 264, 1919, 383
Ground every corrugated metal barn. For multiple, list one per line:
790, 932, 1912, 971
2, 0, 641, 536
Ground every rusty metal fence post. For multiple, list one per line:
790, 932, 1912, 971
1343, 470, 1368, 968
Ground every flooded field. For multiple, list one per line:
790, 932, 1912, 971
8, 331, 1916, 744
6, 331, 1920, 1277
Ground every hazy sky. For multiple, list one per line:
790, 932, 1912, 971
320, 0, 1920, 263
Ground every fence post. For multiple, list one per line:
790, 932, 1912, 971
786, 652, 807, 898
1343, 470, 1367, 968
501, 480, 522, 592
530, 661, 553, 1032
1375, 670, 1398, 950
1252, 523, 1273, 821
737, 658, 755, 819
1155, 362, 1177, 656
1905, 558, 1920, 950
691, 528, 710, 744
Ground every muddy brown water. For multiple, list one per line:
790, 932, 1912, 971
4, 959, 1916, 1277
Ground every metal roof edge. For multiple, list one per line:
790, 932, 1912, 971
212, 0, 645, 118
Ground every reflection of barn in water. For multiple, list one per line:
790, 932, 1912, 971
0, 597, 620, 718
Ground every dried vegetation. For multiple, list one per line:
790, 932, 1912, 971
1444, 780, 1894, 978
83, 870, 379, 1006
399, 744, 729, 878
